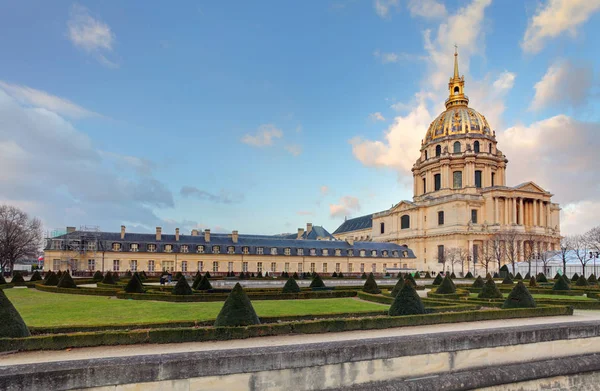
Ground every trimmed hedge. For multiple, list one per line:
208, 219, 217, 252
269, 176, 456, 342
35, 284, 118, 296
362, 273, 381, 294
553, 275, 571, 291
502, 281, 536, 309
571, 273, 580, 282
102, 271, 116, 285
214, 283, 260, 327
282, 277, 301, 294
0, 275, 6, 285
43, 272, 59, 286
404, 273, 417, 287
0, 306, 573, 352
588, 274, 598, 285
536, 273, 548, 283
389, 282, 425, 316
117, 289, 358, 302
514, 272, 523, 280
426, 290, 469, 300
576, 275, 589, 287
92, 271, 104, 281
478, 278, 503, 299
435, 275, 456, 294
464, 272, 474, 279
501, 275, 514, 285
196, 275, 213, 291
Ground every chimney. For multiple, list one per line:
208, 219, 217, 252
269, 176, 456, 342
120, 225, 126, 240
346, 238, 354, 246
297, 228, 304, 239
191, 229, 199, 236
66, 226, 76, 234
204, 229, 211, 242
306, 223, 313, 233
156, 227, 162, 241
175, 228, 180, 242
232, 230, 238, 243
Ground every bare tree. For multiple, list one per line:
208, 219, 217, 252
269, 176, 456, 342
446, 247, 468, 275
586, 226, 600, 254
571, 234, 590, 277
559, 236, 572, 276
496, 228, 520, 274
0, 205, 43, 272
477, 240, 495, 276
521, 232, 537, 277
434, 246, 448, 272
490, 234, 505, 273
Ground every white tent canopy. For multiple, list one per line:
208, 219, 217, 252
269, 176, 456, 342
512, 250, 600, 278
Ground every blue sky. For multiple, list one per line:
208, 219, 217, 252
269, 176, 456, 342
0, 0, 599, 236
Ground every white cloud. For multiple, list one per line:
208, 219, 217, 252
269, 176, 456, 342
374, 0, 399, 18
330, 196, 361, 218
320, 185, 330, 195
241, 124, 283, 147
373, 49, 425, 64
522, 0, 600, 54
67, 4, 118, 68
530, 60, 594, 111
407, 0, 447, 19
0, 81, 100, 119
284, 144, 303, 156
369, 112, 386, 122
180, 186, 244, 204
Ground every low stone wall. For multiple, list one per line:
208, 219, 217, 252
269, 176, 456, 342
3, 321, 600, 391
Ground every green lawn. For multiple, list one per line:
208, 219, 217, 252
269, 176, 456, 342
468, 293, 594, 301
4, 289, 386, 327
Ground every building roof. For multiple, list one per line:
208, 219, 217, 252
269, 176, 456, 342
332, 214, 373, 235
281, 225, 335, 240
45, 229, 415, 259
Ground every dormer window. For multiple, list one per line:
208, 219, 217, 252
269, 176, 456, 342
197, 245, 205, 254
360, 250, 366, 257
164, 244, 173, 253
212, 245, 220, 254
147, 244, 156, 252
402, 251, 408, 257
270, 247, 277, 255
297, 248, 304, 256
335, 249, 341, 256
371, 250, 377, 257
257, 247, 264, 255
242, 246, 249, 255
284, 248, 291, 256
112, 243, 121, 251
227, 246, 235, 254
382, 250, 388, 257
322, 249, 329, 256
348, 249, 354, 256
87, 242, 96, 251
130, 243, 139, 252
310, 249, 316, 256
392, 250, 399, 257
180, 245, 189, 253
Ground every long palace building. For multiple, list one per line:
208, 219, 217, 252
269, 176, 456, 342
44, 224, 415, 275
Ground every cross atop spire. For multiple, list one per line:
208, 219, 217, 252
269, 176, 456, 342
453, 45, 460, 79
446, 45, 469, 109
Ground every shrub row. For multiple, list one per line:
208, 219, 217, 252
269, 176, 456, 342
35, 285, 118, 297
357, 292, 479, 312
0, 284, 14, 290
426, 289, 469, 300
467, 286, 587, 296
116, 289, 358, 302
0, 306, 573, 352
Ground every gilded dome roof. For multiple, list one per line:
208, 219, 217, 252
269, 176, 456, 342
424, 106, 492, 143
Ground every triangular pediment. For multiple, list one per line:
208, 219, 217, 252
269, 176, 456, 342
390, 200, 416, 212
514, 181, 547, 193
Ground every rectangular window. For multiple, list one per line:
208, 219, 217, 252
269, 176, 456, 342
271, 262, 276, 272
257, 247, 264, 255
310, 249, 316, 256
212, 261, 219, 272
130, 260, 137, 272
360, 263, 365, 272
227, 246, 235, 254
164, 244, 172, 253
257, 262, 263, 272
87, 242, 96, 251
181, 261, 187, 272
438, 211, 444, 225
284, 248, 291, 256
471, 209, 478, 224
335, 249, 341, 256
380, 222, 385, 234
371, 263, 376, 273
475, 170, 482, 188
298, 263, 303, 273
197, 245, 205, 254
148, 244, 156, 252
423, 178, 426, 193
112, 243, 121, 251
130, 243, 138, 252
163, 261, 174, 272
243, 247, 249, 255
180, 245, 189, 253
491, 172, 496, 186
297, 248, 304, 256
437, 245, 445, 263
270, 248, 277, 255
242, 262, 248, 272
113, 260, 120, 271
212, 246, 220, 254
228, 262, 233, 272
148, 260, 155, 272
197, 261, 203, 272
383, 263, 387, 272
310, 263, 315, 273
284, 262, 290, 272
453, 171, 462, 189
335, 263, 340, 273
348, 263, 353, 273
322, 263, 327, 273
87, 259, 95, 271
434, 174, 441, 191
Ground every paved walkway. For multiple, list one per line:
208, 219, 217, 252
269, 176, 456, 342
2, 310, 600, 367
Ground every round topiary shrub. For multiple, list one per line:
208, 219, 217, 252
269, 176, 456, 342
196, 275, 213, 290
529, 276, 537, 287
43, 272, 59, 286
536, 273, 548, 283
309, 274, 326, 288
502, 275, 514, 285
435, 274, 456, 294
29, 270, 42, 282
472, 276, 485, 288
102, 271, 115, 285
172, 276, 193, 295
432, 274, 443, 286
576, 275, 589, 286
502, 281, 536, 309
424, 271, 432, 279
390, 278, 405, 297
362, 273, 381, 294
125, 274, 145, 293
0, 290, 30, 338
11, 272, 25, 284
464, 271, 474, 279
514, 272, 523, 280
588, 274, 598, 285
388, 282, 425, 316
571, 273, 579, 282
478, 278, 503, 299
57, 271, 77, 289
282, 277, 301, 293
404, 272, 417, 287
450, 272, 457, 279
214, 283, 260, 327
361, 272, 367, 279
552, 275, 571, 291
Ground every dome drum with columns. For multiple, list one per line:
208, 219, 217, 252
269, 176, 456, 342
333, 49, 561, 273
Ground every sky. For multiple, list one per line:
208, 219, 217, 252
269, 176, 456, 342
0, 0, 599, 237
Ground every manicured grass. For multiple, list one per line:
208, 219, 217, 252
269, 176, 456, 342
4, 288, 386, 327
468, 293, 595, 301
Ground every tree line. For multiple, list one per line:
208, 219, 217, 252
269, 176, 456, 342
0, 205, 43, 272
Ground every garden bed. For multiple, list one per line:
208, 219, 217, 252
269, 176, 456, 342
35, 285, 118, 296
116, 289, 358, 302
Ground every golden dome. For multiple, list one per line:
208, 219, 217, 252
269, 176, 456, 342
424, 47, 493, 144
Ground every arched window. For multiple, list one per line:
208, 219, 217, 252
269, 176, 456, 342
453, 171, 462, 189
454, 86, 459, 95
424, 150, 428, 160
435, 145, 441, 157
401, 215, 410, 229
474, 141, 480, 153
453, 141, 461, 153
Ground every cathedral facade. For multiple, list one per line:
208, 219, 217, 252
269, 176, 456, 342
334, 51, 561, 273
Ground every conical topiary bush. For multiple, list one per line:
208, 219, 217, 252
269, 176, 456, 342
502, 281, 536, 309
390, 278, 405, 297
509, 273, 514, 279
465, 271, 474, 279
362, 273, 381, 294
588, 274, 598, 285
43, 271, 59, 286
529, 276, 537, 287
11, 272, 25, 284
293, 272, 299, 280
515, 272, 523, 280
338, 272, 344, 278
124, 274, 145, 293
204, 271, 211, 279
282, 277, 301, 293
424, 271, 432, 279
413, 272, 420, 279
396, 272, 403, 279
435, 274, 456, 294
432, 274, 443, 286
30, 270, 42, 282
524, 272, 531, 280
175, 272, 183, 281
172, 276, 193, 295
571, 273, 579, 282
502, 275, 514, 285
553, 272, 561, 280
361, 272, 367, 279
102, 271, 115, 285
493, 272, 500, 278
472, 276, 485, 288
478, 278, 503, 299
214, 283, 260, 327
552, 274, 571, 291
56, 270, 63, 280
57, 271, 77, 289
450, 272, 457, 279
576, 275, 589, 286
0, 290, 30, 338
192, 272, 203, 290
536, 273, 548, 283
196, 275, 213, 290
388, 282, 425, 316
112, 272, 120, 282
404, 272, 417, 287
309, 274, 326, 288
486, 273, 492, 279
92, 270, 103, 281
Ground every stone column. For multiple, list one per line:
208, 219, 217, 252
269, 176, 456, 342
533, 199, 538, 226
494, 197, 499, 224
519, 198, 524, 226
512, 198, 517, 225
546, 202, 551, 228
